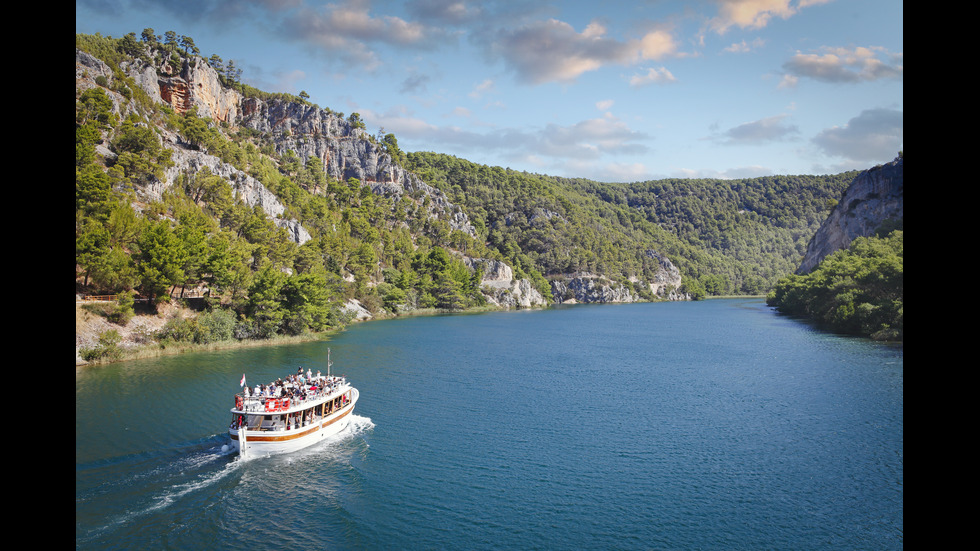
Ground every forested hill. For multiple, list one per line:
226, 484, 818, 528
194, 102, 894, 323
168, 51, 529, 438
406, 151, 856, 295
76, 29, 865, 357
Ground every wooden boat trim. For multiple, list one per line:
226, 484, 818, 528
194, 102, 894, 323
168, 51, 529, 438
231, 406, 353, 443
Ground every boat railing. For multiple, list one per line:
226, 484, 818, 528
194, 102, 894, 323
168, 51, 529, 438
235, 377, 350, 414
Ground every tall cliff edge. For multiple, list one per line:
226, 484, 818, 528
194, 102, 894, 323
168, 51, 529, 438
796, 156, 903, 274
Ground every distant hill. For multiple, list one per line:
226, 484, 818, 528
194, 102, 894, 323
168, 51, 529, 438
76, 29, 880, 358
403, 151, 858, 294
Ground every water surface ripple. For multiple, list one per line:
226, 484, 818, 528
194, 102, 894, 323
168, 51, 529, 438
76, 300, 903, 550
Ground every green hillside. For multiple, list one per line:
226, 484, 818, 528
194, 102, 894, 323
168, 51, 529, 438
76, 30, 870, 358
406, 152, 855, 294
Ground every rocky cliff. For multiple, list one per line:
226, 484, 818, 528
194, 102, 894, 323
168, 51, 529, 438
79, 48, 476, 240
78, 47, 544, 307
797, 156, 903, 274
77, 49, 312, 244
77, 44, 688, 308
236, 98, 475, 237
548, 251, 685, 304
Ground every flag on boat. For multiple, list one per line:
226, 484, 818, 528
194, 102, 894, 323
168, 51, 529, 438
240, 373, 247, 387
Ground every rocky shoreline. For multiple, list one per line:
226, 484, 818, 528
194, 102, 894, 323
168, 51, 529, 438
76, 275, 693, 366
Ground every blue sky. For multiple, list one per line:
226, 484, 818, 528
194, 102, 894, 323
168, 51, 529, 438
76, 0, 903, 183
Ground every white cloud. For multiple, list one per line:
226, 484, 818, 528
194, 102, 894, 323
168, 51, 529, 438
488, 18, 678, 84
469, 79, 495, 99
709, 0, 832, 33
400, 70, 431, 93
670, 165, 776, 179
717, 114, 799, 144
593, 162, 653, 182
783, 46, 903, 83
277, 0, 451, 69
638, 29, 677, 61
777, 74, 799, 89
541, 116, 650, 158
490, 19, 614, 83
363, 108, 649, 165
812, 108, 903, 162
406, 0, 484, 25
629, 66, 677, 87
723, 37, 766, 53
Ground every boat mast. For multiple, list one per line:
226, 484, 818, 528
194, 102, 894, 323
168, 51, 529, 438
327, 347, 332, 379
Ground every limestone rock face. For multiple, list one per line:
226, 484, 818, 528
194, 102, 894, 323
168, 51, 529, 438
465, 258, 514, 289
179, 58, 243, 124
797, 156, 903, 274
549, 250, 686, 304
236, 98, 476, 237
481, 279, 547, 309
511, 279, 546, 308
78, 46, 475, 245
464, 257, 547, 309
77, 49, 310, 244
76, 50, 113, 90
551, 275, 637, 304
341, 299, 373, 322
644, 250, 684, 297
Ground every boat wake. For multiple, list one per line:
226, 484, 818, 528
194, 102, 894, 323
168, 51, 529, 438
76, 436, 241, 545
77, 416, 376, 545
346, 413, 376, 436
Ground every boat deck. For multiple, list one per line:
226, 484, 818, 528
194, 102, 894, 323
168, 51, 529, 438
234, 376, 351, 415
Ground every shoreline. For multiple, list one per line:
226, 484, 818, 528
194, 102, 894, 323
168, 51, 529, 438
78, 297, 765, 368
75, 302, 519, 368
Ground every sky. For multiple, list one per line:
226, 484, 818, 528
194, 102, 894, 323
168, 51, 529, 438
76, 0, 903, 183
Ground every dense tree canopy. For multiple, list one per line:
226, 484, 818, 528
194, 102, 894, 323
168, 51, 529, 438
767, 231, 903, 340
404, 152, 855, 295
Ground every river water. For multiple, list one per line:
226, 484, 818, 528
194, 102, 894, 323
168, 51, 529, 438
76, 299, 903, 550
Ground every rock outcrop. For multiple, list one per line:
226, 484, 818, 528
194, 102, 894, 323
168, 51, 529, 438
549, 250, 686, 304
551, 275, 637, 304
77, 47, 475, 246
77, 45, 690, 309
236, 98, 475, 237
464, 257, 548, 309
643, 250, 685, 299
797, 156, 903, 274
77, 49, 310, 243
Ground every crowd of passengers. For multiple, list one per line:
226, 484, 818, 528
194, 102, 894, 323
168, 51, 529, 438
242, 367, 343, 405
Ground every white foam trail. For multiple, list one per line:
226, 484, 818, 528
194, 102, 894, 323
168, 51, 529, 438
347, 414, 375, 435
80, 449, 241, 544
84, 419, 376, 542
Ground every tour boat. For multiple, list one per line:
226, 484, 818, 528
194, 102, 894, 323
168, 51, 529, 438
228, 352, 358, 457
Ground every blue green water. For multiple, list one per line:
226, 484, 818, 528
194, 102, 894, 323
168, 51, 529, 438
76, 300, 903, 550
